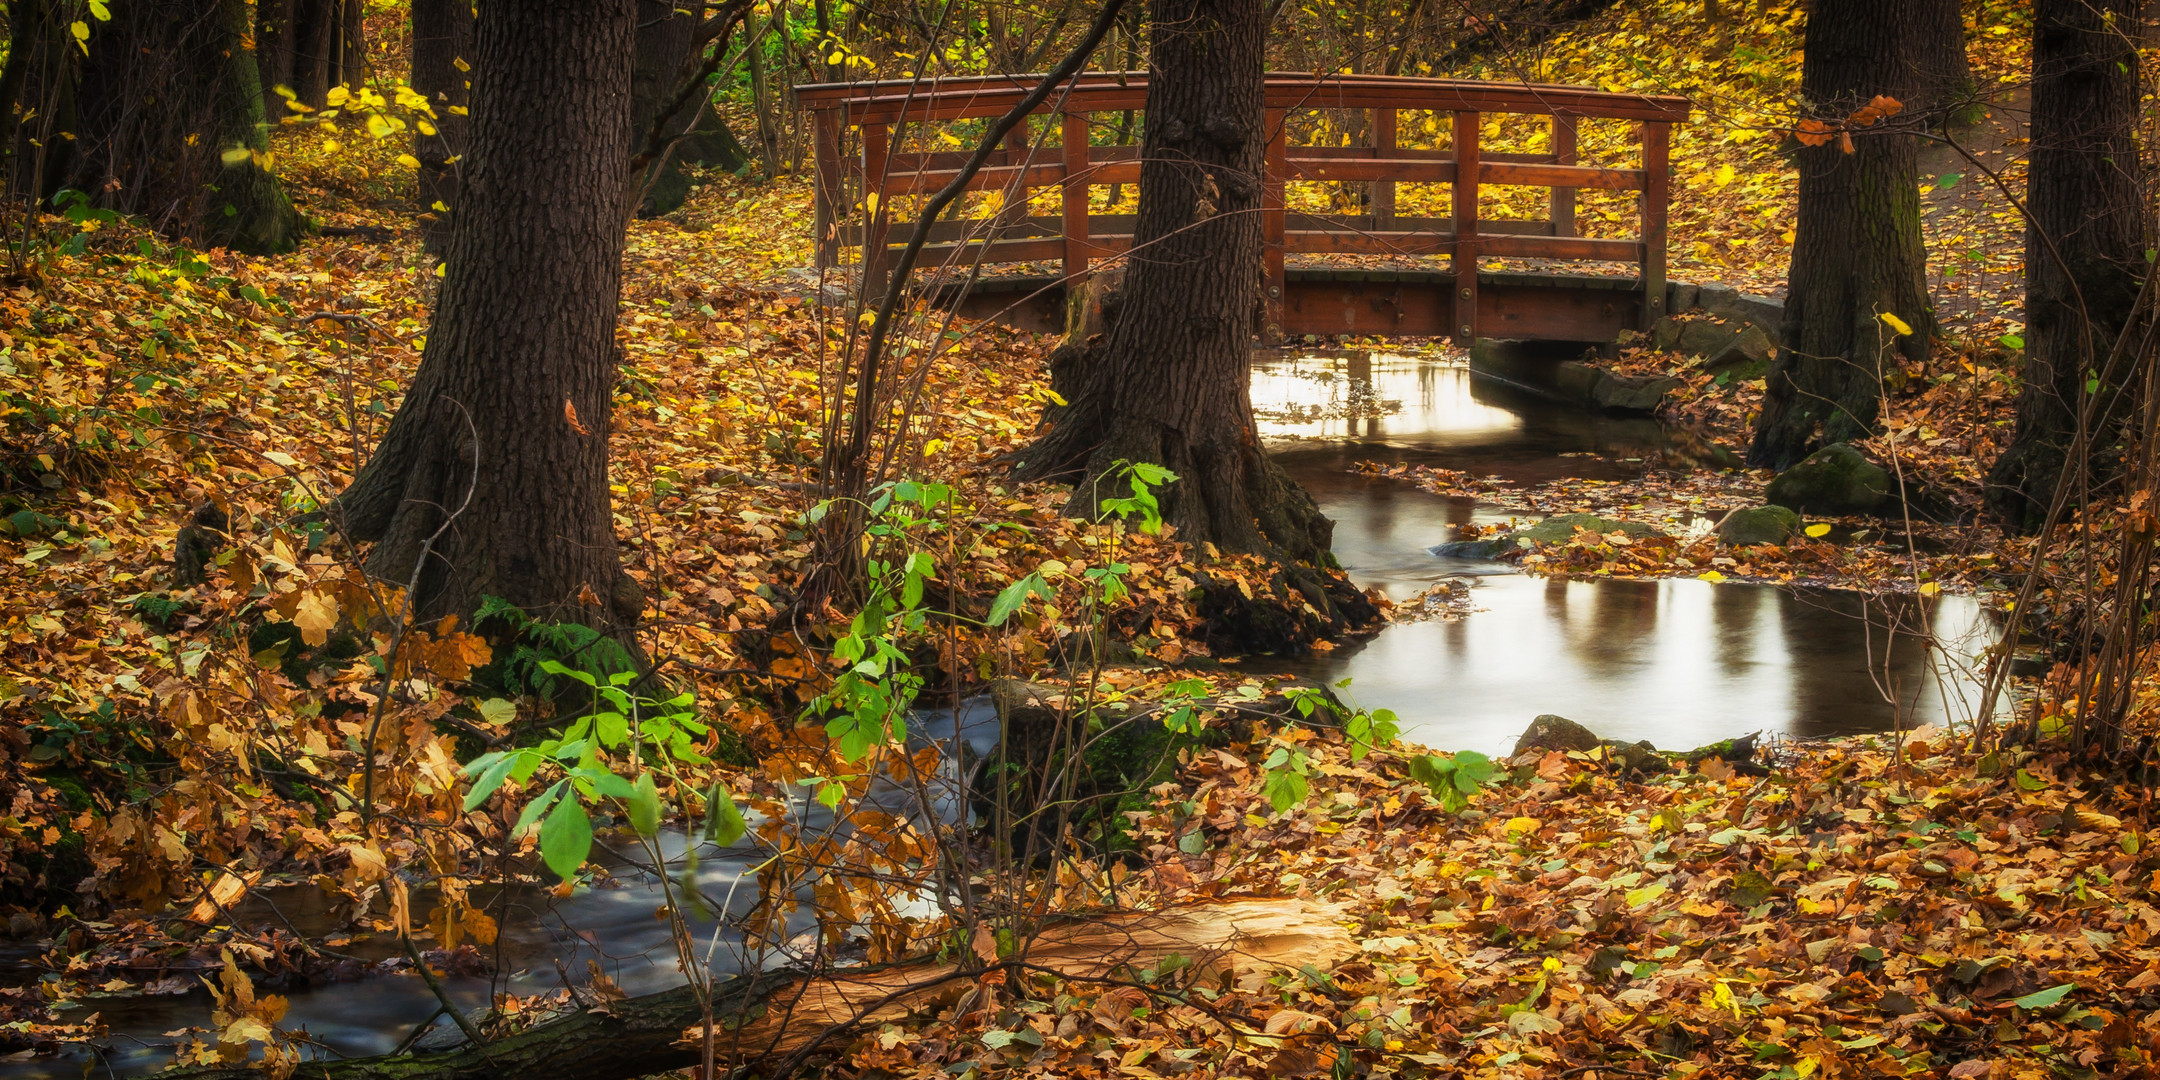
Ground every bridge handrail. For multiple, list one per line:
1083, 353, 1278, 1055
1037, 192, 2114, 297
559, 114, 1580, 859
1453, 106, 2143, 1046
798, 70, 1689, 341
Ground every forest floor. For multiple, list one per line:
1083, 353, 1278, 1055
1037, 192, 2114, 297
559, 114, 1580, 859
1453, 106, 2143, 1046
6, 0, 2160, 1076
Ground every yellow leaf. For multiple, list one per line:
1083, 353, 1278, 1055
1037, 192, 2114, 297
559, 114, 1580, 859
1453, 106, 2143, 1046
366, 113, 398, 140
219, 147, 252, 166
291, 590, 339, 647
1712, 164, 1735, 187
1504, 816, 1542, 835
1919, 582, 1941, 596
1697, 570, 1726, 583
69, 19, 88, 41
1804, 523, 1831, 538
321, 138, 342, 153
396, 153, 422, 169
1880, 312, 1913, 336
417, 119, 438, 136
325, 85, 350, 107
922, 438, 946, 456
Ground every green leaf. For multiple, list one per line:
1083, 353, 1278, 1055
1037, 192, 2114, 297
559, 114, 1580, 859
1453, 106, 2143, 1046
2012, 984, 2075, 1010
539, 796, 592, 882
1407, 754, 1451, 792
627, 773, 662, 837
704, 781, 747, 847
462, 752, 518, 812
1263, 766, 1309, 812
513, 779, 566, 837
1998, 333, 2024, 350
1177, 830, 1206, 854
1452, 751, 1495, 788
986, 571, 1049, 626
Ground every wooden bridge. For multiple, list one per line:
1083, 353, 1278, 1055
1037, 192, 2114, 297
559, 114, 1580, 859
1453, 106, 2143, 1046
795, 72, 1690, 344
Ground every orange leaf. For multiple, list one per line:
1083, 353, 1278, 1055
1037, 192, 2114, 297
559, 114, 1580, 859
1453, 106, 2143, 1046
565, 397, 592, 435
1838, 131, 1855, 154
1794, 118, 1834, 148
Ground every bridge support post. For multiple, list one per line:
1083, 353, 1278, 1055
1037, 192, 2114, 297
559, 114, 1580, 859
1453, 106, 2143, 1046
861, 122, 892, 299
1549, 113, 1577, 238
1372, 107, 1396, 231
1451, 110, 1481, 346
1639, 120, 1670, 330
1263, 107, 1288, 344
1062, 110, 1092, 288
813, 109, 843, 271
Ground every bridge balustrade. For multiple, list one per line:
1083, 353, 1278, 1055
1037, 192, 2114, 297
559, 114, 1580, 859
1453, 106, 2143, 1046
795, 72, 1689, 342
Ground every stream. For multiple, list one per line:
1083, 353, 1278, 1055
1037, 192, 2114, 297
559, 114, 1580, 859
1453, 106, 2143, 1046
20, 351, 1996, 1076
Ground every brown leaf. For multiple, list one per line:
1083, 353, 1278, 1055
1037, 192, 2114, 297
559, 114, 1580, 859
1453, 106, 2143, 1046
564, 397, 592, 435
970, 923, 998, 963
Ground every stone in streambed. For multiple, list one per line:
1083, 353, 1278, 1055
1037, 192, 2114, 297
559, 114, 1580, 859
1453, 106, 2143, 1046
1431, 513, 1660, 559
1515, 714, 1601, 755
1715, 505, 1800, 546
1766, 443, 1890, 516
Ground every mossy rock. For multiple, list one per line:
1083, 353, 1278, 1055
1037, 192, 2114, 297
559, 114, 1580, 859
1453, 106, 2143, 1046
1514, 714, 1601, 755
1715, 505, 1799, 546
1766, 443, 1890, 516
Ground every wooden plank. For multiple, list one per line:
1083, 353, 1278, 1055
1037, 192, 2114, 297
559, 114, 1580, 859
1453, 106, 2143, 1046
1288, 157, 1455, 183
1550, 113, 1577, 238
1639, 120, 1670, 329
1451, 110, 1479, 344
1062, 110, 1091, 284
1477, 234, 1643, 261
796, 72, 1691, 125
813, 109, 843, 269
1285, 231, 1455, 256
1264, 107, 1288, 342
1373, 107, 1396, 231
1480, 161, 1640, 191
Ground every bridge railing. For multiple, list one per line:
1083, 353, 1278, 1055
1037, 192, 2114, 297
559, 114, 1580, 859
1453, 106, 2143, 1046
795, 72, 1690, 340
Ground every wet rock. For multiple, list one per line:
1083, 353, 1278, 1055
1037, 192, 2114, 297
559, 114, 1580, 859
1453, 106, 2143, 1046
1664, 280, 1700, 315
1715, 505, 1800, 546
1514, 713, 1602, 755
1767, 443, 1891, 516
1433, 513, 1661, 559
1590, 369, 1682, 411
1696, 283, 1785, 333
1607, 740, 1668, 774
6, 911, 39, 938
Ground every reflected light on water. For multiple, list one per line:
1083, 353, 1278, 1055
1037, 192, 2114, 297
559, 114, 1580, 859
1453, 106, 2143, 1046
1251, 353, 1522, 443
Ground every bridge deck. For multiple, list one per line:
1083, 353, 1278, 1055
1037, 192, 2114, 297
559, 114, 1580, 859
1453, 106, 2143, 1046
795, 72, 1690, 343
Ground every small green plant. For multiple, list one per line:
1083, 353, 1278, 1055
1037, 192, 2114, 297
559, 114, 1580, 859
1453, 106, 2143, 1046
460, 660, 717, 883
1407, 751, 1496, 813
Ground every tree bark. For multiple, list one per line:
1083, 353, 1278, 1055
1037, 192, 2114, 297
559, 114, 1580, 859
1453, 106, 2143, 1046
335, 0, 639, 627
1, 0, 77, 199
1014, 0, 1332, 565
292, 0, 339, 108
1982, 0, 2148, 528
410, 0, 474, 251
63, 0, 303, 253
341, 0, 369, 88
255, 0, 297, 115
161, 900, 1351, 1080
1747, 0, 1947, 471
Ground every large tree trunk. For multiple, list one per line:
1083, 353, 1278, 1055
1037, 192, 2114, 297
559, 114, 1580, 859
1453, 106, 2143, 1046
64, 0, 303, 253
1746, 0, 1949, 471
1014, 0, 1331, 565
292, 0, 340, 108
335, 0, 640, 627
624, 0, 754, 218
255, 0, 298, 115
410, 0, 474, 251
163, 900, 1350, 1080
1982, 0, 2148, 528
1, 0, 79, 201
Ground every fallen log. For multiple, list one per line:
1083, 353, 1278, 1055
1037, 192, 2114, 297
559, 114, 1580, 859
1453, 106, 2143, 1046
163, 899, 1352, 1080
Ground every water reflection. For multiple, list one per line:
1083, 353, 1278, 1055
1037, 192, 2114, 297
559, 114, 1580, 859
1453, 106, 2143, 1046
1286, 576, 1994, 757
1252, 351, 1669, 483
1251, 350, 2000, 754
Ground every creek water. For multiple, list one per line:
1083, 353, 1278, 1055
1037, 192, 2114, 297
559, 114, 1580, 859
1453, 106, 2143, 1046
1255, 351, 1997, 754
22, 351, 1995, 1075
